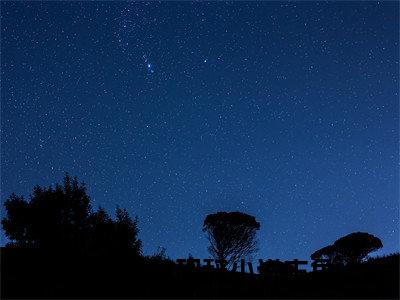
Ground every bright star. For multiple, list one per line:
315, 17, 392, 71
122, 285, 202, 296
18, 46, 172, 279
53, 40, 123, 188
146, 62, 154, 75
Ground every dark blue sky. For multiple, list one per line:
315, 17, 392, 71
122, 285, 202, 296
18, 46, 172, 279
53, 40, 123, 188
1, 1, 399, 261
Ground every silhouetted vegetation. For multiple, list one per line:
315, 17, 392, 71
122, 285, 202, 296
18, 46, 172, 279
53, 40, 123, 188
311, 232, 383, 265
2, 174, 141, 256
1, 176, 398, 299
203, 211, 260, 266
334, 232, 383, 264
311, 244, 338, 264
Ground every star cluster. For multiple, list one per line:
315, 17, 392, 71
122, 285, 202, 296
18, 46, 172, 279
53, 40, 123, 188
1, 1, 399, 259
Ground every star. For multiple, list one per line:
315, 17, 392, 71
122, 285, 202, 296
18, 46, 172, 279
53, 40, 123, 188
146, 63, 154, 75
1, 1, 397, 264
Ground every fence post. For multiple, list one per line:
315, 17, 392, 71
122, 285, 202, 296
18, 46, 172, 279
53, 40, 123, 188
240, 259, 245, 273
231, 262, 237, 272
247, 262, 254, 274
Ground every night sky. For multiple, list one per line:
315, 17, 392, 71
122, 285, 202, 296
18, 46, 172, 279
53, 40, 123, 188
1, 1, 399, 261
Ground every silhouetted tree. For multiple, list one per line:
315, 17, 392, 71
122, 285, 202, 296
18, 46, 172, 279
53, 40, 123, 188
2, 174, 91, 250
333, 232, 383, 264
1, 193, 32, 247
311, 232, 383, 266
2, 174, 141, 255
87, 206, 114, 254
114, 206, 142, 255
202, 211, 260, 266
150, 246, 168, 261
311, 245, 344, 264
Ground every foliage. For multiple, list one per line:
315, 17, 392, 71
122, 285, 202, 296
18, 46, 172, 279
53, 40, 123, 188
148, 246, 169, 261
2, 175, 91, 249
202, 211, 260, 265
333, 232, 383, 264
1, 174, 141, 255
365, 252, 399, 264
311, 244, 344, 264
114, 206, 142, 255
311, 232, 383, 265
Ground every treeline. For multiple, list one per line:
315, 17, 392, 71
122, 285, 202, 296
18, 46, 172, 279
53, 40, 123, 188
1, 174, 386, 265
2, 175, 141, 256
1, 174, 398, 299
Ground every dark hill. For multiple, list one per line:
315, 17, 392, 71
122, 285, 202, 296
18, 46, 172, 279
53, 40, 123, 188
1, 248, 398, 299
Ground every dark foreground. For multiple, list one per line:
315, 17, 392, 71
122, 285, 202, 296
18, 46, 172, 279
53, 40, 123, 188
1, 248, 398, 299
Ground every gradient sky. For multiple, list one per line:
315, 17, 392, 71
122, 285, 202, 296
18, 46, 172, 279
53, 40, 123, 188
1, 1, 399, 261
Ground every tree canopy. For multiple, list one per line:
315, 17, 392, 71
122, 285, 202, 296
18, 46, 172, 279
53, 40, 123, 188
311, 232, 383, 265
202, 211, 260, 266
310, 244, 343, 264
1, 174, 141, 256
333, 232, 383, 264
